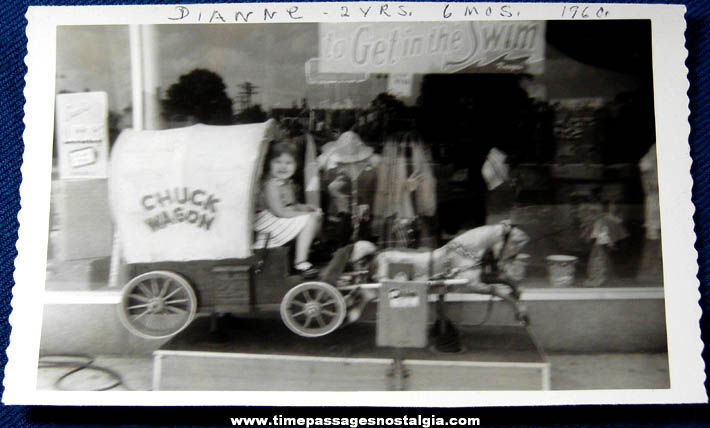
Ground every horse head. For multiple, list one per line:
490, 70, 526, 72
495, 222, 530, 263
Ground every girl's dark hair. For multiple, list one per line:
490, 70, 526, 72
267, 140, 299, 162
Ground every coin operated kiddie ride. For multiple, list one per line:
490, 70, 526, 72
110, 120, 546, 390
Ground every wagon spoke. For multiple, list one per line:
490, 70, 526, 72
158, 280, 169, 298
321, 299, 337, 306
165, 306, 187, 314
150, 278, 159, 296
291, 309, 307, 318
165, 299, 189, 305
302, 290, 314, 303
290, 300, 306, 307
315, 314, 326, 327
163, 287, 182, 300
138, 282, 153, 298
127, 303, 151, 310
128, 294, 151, 303
304, 315, 314, 327
321, 309, 336, 317
133, 308, 151, 321
315, 289, 324, 302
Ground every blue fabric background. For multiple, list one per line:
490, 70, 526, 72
0, 0, 708, 425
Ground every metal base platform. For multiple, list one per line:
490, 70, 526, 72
153, 316, 550, 391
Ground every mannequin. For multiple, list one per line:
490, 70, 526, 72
319, 131, 381, 244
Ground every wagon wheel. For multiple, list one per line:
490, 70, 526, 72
280, 281, 346, 338
118, 271, 197, 340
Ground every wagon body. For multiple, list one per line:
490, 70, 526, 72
110, 121, 354, 339
127, 245, 298, 314
110, 121, 299, 336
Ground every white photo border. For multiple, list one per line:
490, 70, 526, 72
4, 2, 704, 406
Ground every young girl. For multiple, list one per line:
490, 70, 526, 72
254, 141, 322, 275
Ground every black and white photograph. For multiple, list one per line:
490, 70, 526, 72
4, 3, 703, 406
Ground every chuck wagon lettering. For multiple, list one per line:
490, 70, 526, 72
140, 187, 219, 232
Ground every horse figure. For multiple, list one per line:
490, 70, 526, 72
369, 221, 530, 324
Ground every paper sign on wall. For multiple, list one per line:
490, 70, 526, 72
387, 74, 413, 98
55, 92, 110, 179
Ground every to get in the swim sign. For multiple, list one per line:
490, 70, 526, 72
318, 21, 545, 75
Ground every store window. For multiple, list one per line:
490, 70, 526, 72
48, 20, 659, 291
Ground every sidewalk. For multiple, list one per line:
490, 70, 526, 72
37, 352, 669, 391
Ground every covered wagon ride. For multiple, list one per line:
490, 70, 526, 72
110, 120, 527, 345
110, 120, 351, 339
110, 120, 464, 341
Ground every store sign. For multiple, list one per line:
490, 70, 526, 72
55, 92, 110, 179
319, 21, 545, 75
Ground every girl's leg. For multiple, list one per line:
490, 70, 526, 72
295, 212, 322, 266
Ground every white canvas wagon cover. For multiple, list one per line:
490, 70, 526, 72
109, 120, 278, 263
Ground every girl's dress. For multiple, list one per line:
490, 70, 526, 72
253, 178, 311, 249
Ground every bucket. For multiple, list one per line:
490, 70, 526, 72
546, 255, 578, 287
505, 253, 530, 282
